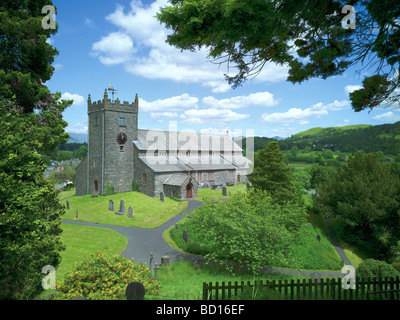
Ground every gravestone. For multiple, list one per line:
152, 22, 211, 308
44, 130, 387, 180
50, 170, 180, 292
127, 207, 133, 218
108, 199, 114, 211
66, 200, 70, 210
246, 182, 251, 190
183, 230, 188, 243
317, 234, 321, 242
160, 192, 164, 202
115, 199, 125, 215
76, 210, 78, 219
125, 281, 145, 300
222, 186, 227, 197
161, 256, 170, 266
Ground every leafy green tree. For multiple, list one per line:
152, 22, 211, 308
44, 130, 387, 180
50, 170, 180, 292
309, 164, 337, 189
248, 141, 297, 204
157, 0, 400, 112
314, 151, 400, 260
322, 149, 334, 159
184, 191, 307, 272
0, 1, 71, 299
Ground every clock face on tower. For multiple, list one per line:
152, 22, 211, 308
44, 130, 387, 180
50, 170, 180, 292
116, 132, 127, 145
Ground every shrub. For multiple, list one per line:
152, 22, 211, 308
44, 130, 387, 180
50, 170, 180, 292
105, 181, 115, 196
55, 251, 160, 300
131, 179, 140, 192
356, 259, 400, 279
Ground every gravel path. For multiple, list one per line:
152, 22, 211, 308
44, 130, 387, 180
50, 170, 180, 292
62, 199, 351, 278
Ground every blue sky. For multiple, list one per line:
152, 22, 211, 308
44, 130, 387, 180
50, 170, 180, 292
45, 0, 399, 138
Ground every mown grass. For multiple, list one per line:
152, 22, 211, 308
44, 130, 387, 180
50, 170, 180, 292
195, 184, 246, 203
61, 191, 188, 228
155, 259, 298, 300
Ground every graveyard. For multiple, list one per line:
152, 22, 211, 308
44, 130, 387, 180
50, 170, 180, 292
45, 183, 370, 300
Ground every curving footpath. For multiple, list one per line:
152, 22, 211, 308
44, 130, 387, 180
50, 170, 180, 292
62, 199, 351, 278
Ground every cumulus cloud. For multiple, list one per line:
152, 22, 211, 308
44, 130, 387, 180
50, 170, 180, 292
61, 92, 85, 106
181, 108, 250, 125
372, 111, 400, 123
202, 91, 279, 109
261, 100, 349, 125
91, 32, 136, 66
139, 94, 199, 113
91, 0, 288, 92
344, 84, 362, 94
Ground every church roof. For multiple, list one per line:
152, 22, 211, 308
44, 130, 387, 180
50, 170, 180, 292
135, 129, 244, 152
163, 174, 193, 186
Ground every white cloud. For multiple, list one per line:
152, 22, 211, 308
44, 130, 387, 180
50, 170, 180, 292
140, 93, 199, 113
66, 122, 88, 134
150, 112, 179, 118
372, 112, 400, 123
202, 91, 279, 109
261, 100, 349, 124
91, 0, 288, 92
345, 85, 362, 94
181, 108, 249, 125
91, 32, 136, 66
61, 93, 85, 106
84, 17, 96, 29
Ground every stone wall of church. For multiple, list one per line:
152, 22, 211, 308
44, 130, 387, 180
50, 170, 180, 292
75, 156, 87, 196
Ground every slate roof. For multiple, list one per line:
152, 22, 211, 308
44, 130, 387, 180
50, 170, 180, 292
135, 129, 243, 152
163, 174, 192, 186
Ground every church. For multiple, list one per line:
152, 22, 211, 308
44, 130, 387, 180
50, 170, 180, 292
75, 89, 251, 200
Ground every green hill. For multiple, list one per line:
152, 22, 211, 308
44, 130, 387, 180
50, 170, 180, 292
278, 122, 400, 155
292, 124, 373, 138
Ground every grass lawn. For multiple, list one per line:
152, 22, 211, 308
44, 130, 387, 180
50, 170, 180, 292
195, 184, 246, 203
155, 259, 299, 300
57, 223, 128, 281
61, 191, 188, 228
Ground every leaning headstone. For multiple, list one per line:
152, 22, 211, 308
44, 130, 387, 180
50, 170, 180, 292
108, 199, 114, 211
125, 281, 145, 300
317, 234, 321, 242
222, 186, 227, 197
161, 256, 170, 266
183, 230, 188, 243
66, 200, 70, 210
160, 192, 164, 202
127, 207, 133, 218
115, 199, 125, 215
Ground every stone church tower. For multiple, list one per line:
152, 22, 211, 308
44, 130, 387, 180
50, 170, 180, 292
76, 89, 139, 195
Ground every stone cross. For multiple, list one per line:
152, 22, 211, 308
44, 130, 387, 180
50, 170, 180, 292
108, 199, 114, 211
160, 192, 164, 202
183, 230, 188, 243
127, 207, 133, 218
222, 186, 227, 197
125, 281, 146, 300
66, 200, 70, 210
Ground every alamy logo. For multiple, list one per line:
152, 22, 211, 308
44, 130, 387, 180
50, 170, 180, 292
342, 5, 356, 29
42, 5, 56, 30
41, 265, 56, 290
341, 265, 356, 289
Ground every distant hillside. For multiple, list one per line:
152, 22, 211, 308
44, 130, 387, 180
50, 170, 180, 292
292, 124, 372, 138
279, 122, 400, 155
67, 132, 88, 143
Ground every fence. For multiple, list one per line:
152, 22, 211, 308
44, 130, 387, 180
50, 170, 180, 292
202, 277, 400, 300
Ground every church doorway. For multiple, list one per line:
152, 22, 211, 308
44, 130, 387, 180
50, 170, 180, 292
94, 180, 99, 192
185, 182, 193, 198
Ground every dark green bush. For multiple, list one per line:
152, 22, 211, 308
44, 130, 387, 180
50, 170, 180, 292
357, 259, 400, 279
